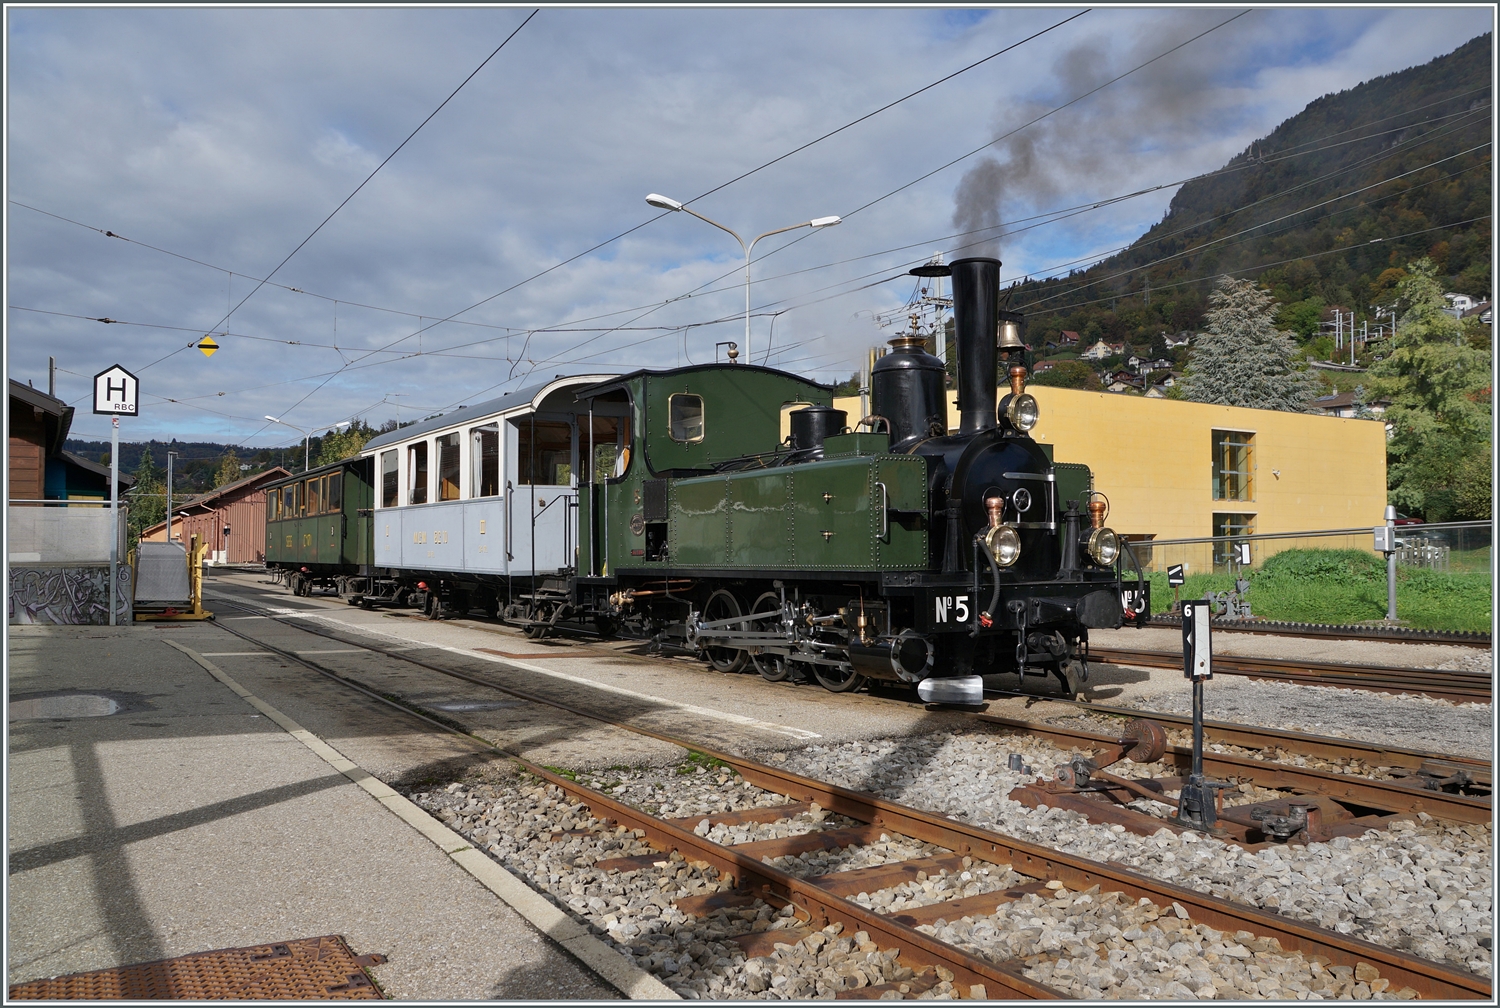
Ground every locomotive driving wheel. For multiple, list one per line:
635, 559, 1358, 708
812, 663, 867, 693
748, 592, 791, 682
700, 589, 748, 674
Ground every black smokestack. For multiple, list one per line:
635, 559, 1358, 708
951, 257, 1000, 436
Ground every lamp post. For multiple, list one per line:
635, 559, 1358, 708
264, 415, 309, 472
646, 193, 840, 362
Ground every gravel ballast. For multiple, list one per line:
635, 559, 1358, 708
409, 742, 1484, 999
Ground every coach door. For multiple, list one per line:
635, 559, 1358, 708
505, 411, 578, 576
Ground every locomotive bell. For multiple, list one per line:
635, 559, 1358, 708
997, 319, 1024, 351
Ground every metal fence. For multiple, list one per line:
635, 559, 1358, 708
1127, 521, 1491, 577
9, 502, 128, 565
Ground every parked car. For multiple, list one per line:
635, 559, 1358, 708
1393, 512, 1425, 526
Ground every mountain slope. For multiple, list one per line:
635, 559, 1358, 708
1016, 33, 1492, 350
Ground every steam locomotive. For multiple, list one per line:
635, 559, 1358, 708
264, 256, 1145, 700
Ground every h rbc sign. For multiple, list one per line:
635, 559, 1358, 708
93, 365, 139, 416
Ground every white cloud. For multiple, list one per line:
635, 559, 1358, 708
5, 6, 1490, 446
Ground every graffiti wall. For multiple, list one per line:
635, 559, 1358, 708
8, 564, 133, 625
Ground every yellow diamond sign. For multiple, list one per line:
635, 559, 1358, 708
198, 335, 219, 358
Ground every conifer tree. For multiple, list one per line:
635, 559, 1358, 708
214, 449, 242, 488
1178, 276, 1318, 411
128, 449, 165, 546
1369, 258, 1492, 520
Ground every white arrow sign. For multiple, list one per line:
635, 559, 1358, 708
93, 364, 139, 416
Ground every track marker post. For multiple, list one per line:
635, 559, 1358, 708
1174, 599, 1227, 831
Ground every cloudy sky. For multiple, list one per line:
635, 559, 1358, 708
7, 5, 1492, 448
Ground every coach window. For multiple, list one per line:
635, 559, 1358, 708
293, 480, 305, 516
437, 432, 462, 501
1212, 430, 1254, 501
515, 419, 573, 486
307, 476, 322, 515
267, 489, 280, 522
409, 441, 429, 504
472, 425, 500, 497
327, 471, 343, 513
669, 393, 704, 443
380, 450, 398, 508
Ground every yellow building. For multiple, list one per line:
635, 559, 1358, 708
834, 386, 1388, 571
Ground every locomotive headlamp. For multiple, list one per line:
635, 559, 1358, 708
982, 523, 1022, 567
1000, 392, 1040, 432
1085, 527, 1121, 566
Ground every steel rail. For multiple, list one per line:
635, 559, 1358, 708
1146, 615, 1492, 648
973, 713, 1491, 825
1089, 646, 1492, 703
206, 596, 1490, 1000
203, 605, 1059, 999
986, 696, 1493, 780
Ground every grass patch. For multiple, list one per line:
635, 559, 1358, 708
1146, 548, 1492, 632
677, 750, 729, 775
541, 765, 579, 782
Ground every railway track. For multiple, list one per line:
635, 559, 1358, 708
1147, 615, 1491, 648
200, 594, 1491, 999
1088, 646, 1492, 704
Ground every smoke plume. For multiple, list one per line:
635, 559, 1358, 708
950, 12, 1234, 265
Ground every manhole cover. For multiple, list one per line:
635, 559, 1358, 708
8, 935, 386, 1000
9, 694, 121, 720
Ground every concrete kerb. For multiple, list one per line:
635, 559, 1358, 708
161, 638, 679, 1001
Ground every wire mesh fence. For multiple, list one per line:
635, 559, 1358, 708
1126, 522, 1491, 578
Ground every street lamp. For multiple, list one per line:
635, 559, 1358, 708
265, 415, 309, 472
646, 193, 840, 362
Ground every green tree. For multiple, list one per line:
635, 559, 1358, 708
1178, 276, 1318, 411
316, 420, 379, 466
1030, 360, 1102, 391
1369, 258, 1492, 520
214, 449, 242, 488
127, 449, 164, 548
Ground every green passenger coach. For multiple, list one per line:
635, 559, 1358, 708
263, 457, 374, 596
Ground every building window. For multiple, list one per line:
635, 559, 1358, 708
437, 432, 461, 501
472, 425, 499, 497
1212, 430, 1254, 501
409, 442, 428, 504
380, 450, 398, 508
515, 419, 573, 486
669, 393, 704, 443
1212, 512, 1255, 570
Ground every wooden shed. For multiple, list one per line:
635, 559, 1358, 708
140, 467, 289, 564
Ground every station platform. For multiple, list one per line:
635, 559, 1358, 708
6, 624, 635, 1001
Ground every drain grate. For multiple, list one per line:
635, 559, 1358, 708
8, 935, 386, 1000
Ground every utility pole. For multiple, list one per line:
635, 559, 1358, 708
48, 357, 56, 397
167, 451, 177, 542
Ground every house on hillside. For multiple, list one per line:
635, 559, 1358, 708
1461, 301, 1492, 325
1058, 331, 1080, 346
1033, 361, 1056, 374
1106, 371, 1144, 393
1082, 340, 1125, 361
139, 467, 290, 564
1445, 293, 1476, 313
1308, 389, 1390, 418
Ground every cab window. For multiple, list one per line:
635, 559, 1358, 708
669, 393, 704, 442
